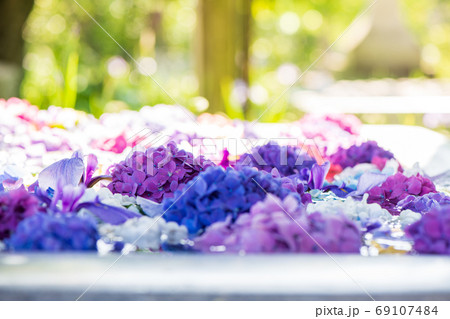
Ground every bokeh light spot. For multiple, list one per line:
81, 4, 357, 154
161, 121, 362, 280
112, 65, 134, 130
279, 12, 301, 35
303, 10, 323, 31
107, 56, 130, 78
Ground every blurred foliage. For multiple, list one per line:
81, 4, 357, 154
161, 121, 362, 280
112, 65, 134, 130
21, 0, 450, 120
248, 0, 365, 121
22, 0, 199, 116
400, 0, 450, 77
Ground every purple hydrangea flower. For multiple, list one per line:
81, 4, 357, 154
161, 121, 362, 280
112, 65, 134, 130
306, 211, 362, 253
108, 142, 214, 203
7, 213, 99, 251
330, 141, 394, 169
368, 173, 437, 214
168, 130, 201, 145
235, 142, 316, 177
194, 194, 361, 253
271, 168, 312, 204
163, 166, 300, 235
397, 193, 450, 214
0, 188, 40, 240
406, 205, 450, 255
236, 142, 333, 200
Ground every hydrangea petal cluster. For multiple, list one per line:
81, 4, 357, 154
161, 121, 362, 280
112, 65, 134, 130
398, 210, 422, 227
99, 216, 188, 251
163, 166, 298, 235
8, 213, 99, 251
307, 194, 392, 230
297, 114, 361, 156
0, 188, 40, 240
299, 114, 361, 136
306, 211, 362, 253
3, 95, 450, 256
108, 142, 214, 203
271, 168, 312, 204
91, 133, 128, 154
235, 142, 316, 177
397, 192, 450, 214
0, 98, 41, 126
0, 165, 26, 192
195, 195, 361, 253
332, 159, 399, 192
406, 205, 450, 255
368, 173, 437, 214
308, 189, 343, 202
330, 141, 394, 169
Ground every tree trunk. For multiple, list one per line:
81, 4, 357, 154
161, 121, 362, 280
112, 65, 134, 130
0, 0, 34, 98
196, 0, 251, 115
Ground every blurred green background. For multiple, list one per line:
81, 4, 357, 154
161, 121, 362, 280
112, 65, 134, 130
1, 0, 449, 124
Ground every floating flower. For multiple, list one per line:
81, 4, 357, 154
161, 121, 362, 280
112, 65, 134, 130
80, 187, 137, 209
368, 173, 437, 214
307, 194, 392, 230
195, 194, 361, 253
108, 142, 214, 203
8, 213, 99, 251
168, 130, 202, 146
333, 159, 399, 191
36, 153, 85, 194
91, 133, 128, 154
300, 113, 361, 136
35, 182, 141, 225
330, 141, 394, 169
99, 216, 188, 251
308, 189, 343, 202
397, 193, 450, 214
296, 114, 361, 156
0, 98, 41, 126
0, 188, 40, 240
271, 168, 312, 204
0, 165, 25, 192
80, 184, 161, 219
406, 205, 450, 255
306, 211, 362, 253
235, 142, 316, 177
398, 210, 422, 227
1, 95, 446, 256
163, 166, 298, 235
35, 151, 103, 194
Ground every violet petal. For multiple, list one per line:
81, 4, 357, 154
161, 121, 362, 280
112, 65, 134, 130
38, 157, 85, 193
76, 200, 141, 225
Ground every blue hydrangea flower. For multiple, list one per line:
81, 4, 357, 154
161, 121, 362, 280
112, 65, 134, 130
162, 166, 299, 235
7, 213, 99, 251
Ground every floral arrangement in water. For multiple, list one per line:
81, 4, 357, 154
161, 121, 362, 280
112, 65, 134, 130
1, 97, 449, 255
